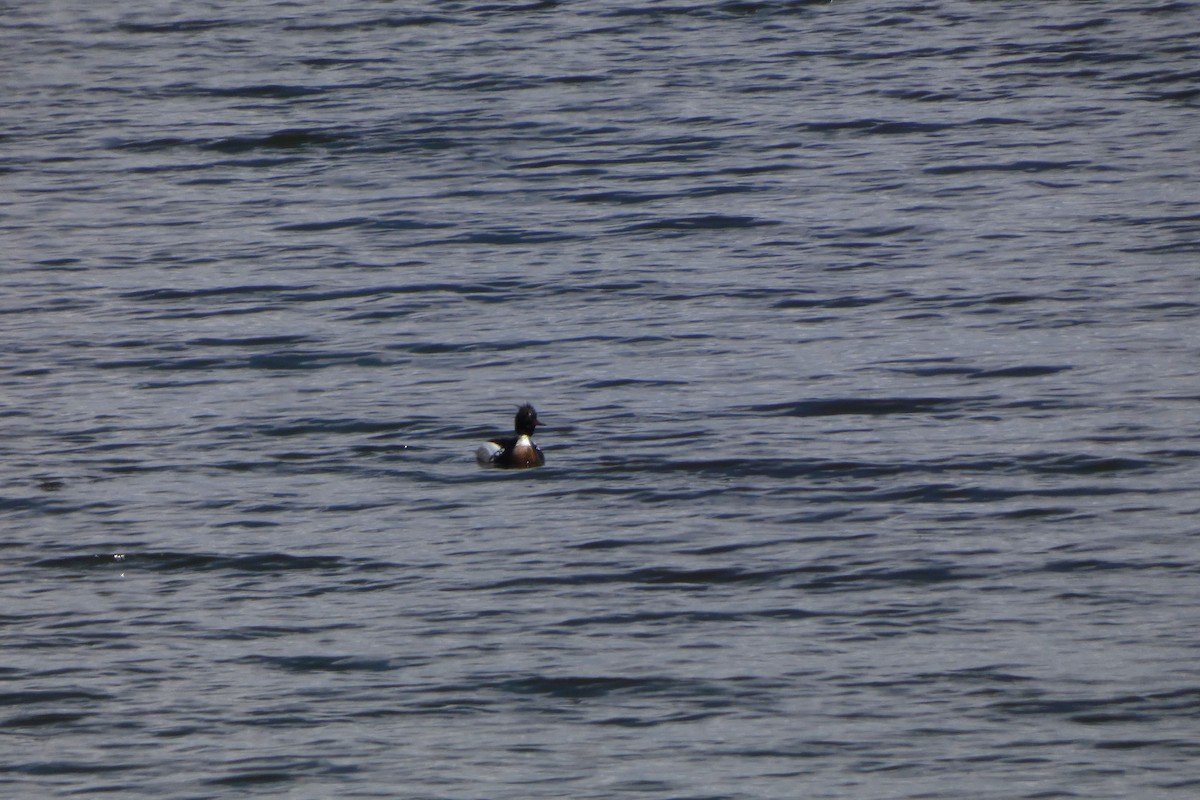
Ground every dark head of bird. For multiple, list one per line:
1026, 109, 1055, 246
515, 403, 542, 437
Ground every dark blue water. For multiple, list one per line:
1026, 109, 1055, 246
4, 1, 1200, 797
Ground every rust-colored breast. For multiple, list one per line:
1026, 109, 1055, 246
508, 444, 545, 469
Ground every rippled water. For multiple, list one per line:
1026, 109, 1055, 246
4, 1, 1200, 797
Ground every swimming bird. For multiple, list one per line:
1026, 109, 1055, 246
475, 404, 545, 469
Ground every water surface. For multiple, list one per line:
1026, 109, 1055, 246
3, 1, 1200, 798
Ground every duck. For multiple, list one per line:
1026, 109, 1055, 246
475, 404, 545, 469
